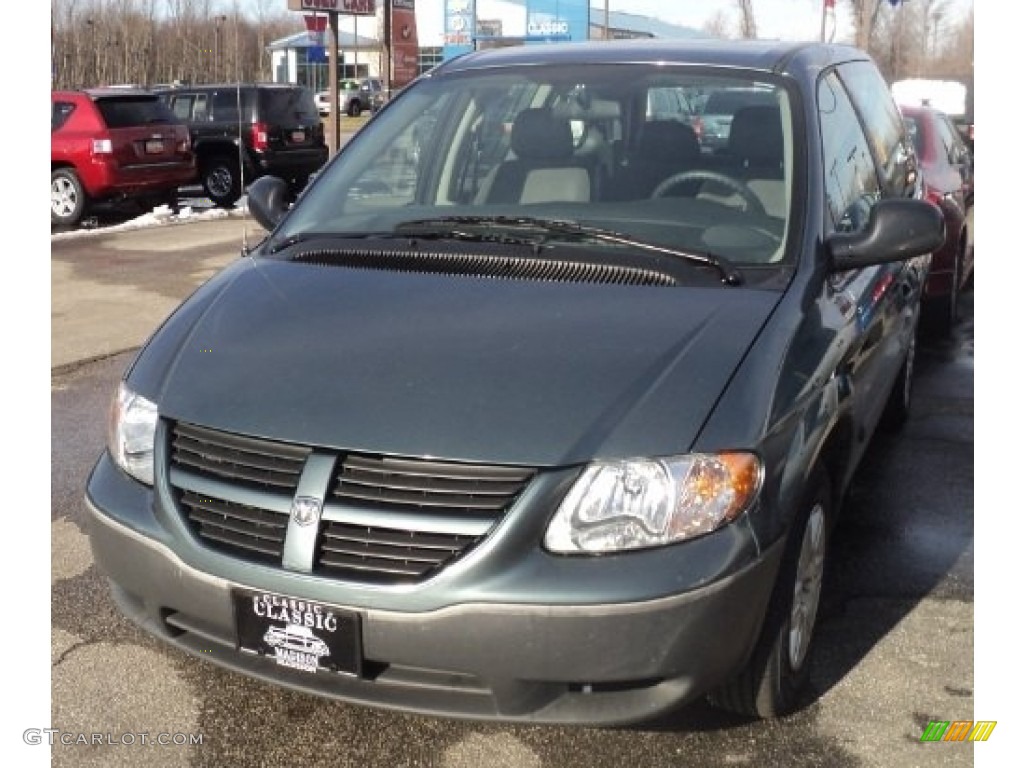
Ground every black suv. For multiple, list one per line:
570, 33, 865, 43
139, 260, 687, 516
156, 83, 328, 206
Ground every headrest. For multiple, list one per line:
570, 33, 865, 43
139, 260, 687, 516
510, 108, 574, 161
728, 105, 783, 166
634, 120, 700, 164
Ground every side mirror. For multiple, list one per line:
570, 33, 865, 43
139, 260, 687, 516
246, 176, 291, 232
827, 198, 945, 272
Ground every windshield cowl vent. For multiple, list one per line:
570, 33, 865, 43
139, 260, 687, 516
289, 249, 680, 287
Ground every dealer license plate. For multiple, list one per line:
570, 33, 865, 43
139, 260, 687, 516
233, 589, 361, 676
290, 130, 306, 143
144, 139, 164, 154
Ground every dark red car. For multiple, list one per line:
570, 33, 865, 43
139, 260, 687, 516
901, 104, 974, 335
51, 89, 196, 226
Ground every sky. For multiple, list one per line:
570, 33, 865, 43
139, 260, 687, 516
265, 0, 975, 45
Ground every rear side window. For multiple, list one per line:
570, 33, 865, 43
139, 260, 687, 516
94, 96, 176, 128
260, 89, 319, 122
52, 101, 76, 131
167, 93, 210, 121
211, 90, 250, 122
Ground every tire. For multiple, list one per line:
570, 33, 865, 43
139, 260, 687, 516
708, 469, 831, 718
51, 168, 87, 226
931, 252, 960, 338
880, 325, 917, 431
348, 100, 362, 118
200, 154, 241, 207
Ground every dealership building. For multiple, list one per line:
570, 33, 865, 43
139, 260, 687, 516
272, 0, 702, 89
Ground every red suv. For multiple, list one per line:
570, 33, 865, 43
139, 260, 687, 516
51, 89, 196, 226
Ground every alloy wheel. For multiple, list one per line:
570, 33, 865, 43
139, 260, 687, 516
206, 165, 234, 199
51, 176, 78, 217
788, 503, 826, 671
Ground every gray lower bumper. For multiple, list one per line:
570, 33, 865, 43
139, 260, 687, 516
85, 493, 783, 725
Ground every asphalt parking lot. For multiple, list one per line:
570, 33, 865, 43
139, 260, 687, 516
48, 217, 979, 767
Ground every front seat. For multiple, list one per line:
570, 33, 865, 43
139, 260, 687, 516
721, 104, 787, 218
486, 108, 595, 204
615, 120, 701, 200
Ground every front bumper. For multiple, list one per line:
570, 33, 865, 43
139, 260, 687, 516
85, 454, 783, 725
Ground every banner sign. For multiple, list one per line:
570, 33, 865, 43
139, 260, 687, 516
287, 0, 376, 15
304, 14, 327, 45
392, 0, 419, 89
443, 0, 590, 60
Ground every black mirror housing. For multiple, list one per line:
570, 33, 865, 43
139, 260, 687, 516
827, 198, 945, 272
246, 175, 291, 232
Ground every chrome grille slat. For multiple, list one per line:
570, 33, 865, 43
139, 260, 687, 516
333, 454, 534, 515
317, 556, 426, 577
188, 508, 287, 540
340, 469, 525, 496
170, 422, 309, 491
178, 489, 288, 560
193, 526, 283, 557
322, 525, 472, 551
315, 522, 478, 583
343, 454, 534, 482
333, 485, 511, 511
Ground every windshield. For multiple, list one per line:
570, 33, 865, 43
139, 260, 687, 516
280, 64, 796, 267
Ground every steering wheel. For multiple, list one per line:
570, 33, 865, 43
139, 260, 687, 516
651, 170, 765, 215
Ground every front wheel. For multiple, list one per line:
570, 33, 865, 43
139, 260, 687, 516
880, 328, 917, 431
708, 469, 831, 717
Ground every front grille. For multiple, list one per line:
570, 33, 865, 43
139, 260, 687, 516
332, 454, 534, 515
178, 490, 288, 562
317, 522, 477, 584
166, 422, 535, 583
171, 422, 310, 491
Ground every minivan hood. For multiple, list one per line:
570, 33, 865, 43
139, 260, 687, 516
151, 258, 781, 467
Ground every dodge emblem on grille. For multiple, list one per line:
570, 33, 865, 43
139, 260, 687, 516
290, 496, 322, 527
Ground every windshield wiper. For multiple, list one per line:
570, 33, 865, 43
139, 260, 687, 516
268, 231, 385, 254
269, 224, 539, 255
392, 217, 546, 248
393, 216, 744, 285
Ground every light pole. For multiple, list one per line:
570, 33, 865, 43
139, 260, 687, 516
215, 15, 227, 82
85, 18, 95, 87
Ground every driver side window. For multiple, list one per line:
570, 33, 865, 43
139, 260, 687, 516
818, 72, 881, 234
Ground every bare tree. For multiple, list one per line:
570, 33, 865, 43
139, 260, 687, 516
50, 0, 301, 89
703, 11, 733, 40
846, 0, 887, 49
737, 0, 758, 40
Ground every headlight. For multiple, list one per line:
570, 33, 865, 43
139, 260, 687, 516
544, 452, 761, 554
107, 382, 159, 485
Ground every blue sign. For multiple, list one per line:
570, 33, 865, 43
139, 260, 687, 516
443, 0, 591, 61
